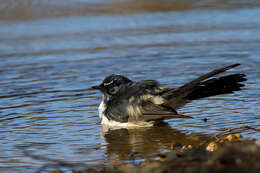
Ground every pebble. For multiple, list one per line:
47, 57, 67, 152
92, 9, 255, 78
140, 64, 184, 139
206, 142, 218, 152
225, 133, 242, 141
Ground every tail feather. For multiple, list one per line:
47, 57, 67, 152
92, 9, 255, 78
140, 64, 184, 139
163, 64, 246, 109
187, 74, 247, 100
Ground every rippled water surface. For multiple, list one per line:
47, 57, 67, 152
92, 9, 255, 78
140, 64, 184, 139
0, 0, 260, 172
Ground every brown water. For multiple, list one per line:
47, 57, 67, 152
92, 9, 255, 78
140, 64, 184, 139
0, 0, 260, 172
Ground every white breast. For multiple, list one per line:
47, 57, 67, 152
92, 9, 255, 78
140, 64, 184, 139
98, 100, 129, 127
98, 100, 106, 118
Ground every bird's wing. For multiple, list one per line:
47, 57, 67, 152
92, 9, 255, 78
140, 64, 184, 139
132, 100, 192, 122
105, 95, 191, 123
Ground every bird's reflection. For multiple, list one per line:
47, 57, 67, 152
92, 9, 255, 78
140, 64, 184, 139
101, 123, 208, 160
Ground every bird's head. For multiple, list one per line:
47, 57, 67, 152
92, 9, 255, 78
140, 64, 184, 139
92, 74, 133, 97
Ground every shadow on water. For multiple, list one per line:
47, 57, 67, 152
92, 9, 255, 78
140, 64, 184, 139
101, 124, 209, 161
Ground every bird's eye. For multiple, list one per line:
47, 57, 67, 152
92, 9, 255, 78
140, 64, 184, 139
108, 86, 119, 95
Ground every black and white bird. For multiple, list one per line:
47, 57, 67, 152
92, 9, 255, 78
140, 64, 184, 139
92, 64, 246, 127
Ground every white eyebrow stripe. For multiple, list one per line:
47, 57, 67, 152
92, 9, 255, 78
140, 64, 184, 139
104, 80, 114, 86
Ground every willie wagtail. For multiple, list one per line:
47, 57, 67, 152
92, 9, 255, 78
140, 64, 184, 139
92, 64, 246, 127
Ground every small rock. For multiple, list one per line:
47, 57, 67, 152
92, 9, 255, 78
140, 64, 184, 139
225, 134, 242, 141
206, 142, 218, 152
187, 145, 193, 149
181, 145, 193, 150
234, 133, 242, 139
225, 134, 235, 141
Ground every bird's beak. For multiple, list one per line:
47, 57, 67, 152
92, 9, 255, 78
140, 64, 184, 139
91, 85, 101, 90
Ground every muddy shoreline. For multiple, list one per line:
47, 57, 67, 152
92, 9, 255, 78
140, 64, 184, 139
107, 140, 260, 173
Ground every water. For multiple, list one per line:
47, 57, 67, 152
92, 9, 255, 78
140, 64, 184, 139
0, 0, 260, 172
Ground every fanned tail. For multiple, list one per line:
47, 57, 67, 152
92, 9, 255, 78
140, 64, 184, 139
186, 74, 246, 100
163, 64, 246, 109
